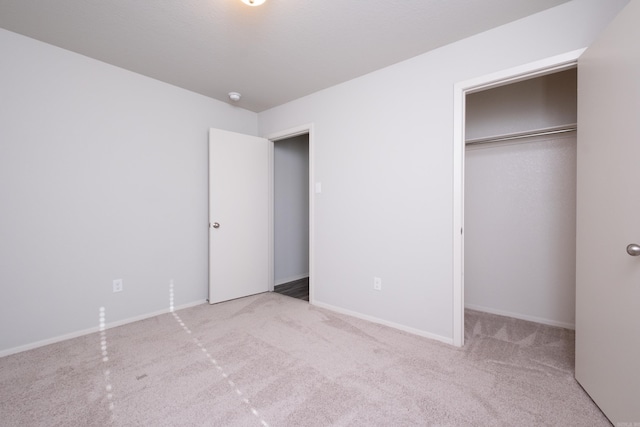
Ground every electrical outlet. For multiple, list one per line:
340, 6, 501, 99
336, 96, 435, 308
113, 279, 123, 293
373, 277, 382, 291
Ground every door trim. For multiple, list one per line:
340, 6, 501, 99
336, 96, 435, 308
451, 49, 584, 347
264, 123, 315, 304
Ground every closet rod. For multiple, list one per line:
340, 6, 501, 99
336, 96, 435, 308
465, 123, 577, 146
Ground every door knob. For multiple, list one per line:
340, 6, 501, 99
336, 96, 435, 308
626, 243, 640, 256
211, 222, 220, 229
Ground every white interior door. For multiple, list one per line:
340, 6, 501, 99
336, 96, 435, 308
575, 1, 640, 424
208, 128, 270, 304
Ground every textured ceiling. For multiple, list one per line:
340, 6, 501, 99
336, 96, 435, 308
0, 0, 572, 112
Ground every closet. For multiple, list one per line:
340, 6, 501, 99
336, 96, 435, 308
464, 69, 577, 328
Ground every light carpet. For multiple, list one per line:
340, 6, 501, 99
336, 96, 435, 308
0, 293, 608, 426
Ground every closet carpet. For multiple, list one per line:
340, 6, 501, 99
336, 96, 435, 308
0, 293, 608, 426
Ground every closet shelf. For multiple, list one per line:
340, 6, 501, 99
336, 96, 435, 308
465, 123, 577, 146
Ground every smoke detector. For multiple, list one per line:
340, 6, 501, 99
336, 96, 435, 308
228, 92, 241, 102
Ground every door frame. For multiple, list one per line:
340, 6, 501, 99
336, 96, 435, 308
451, 49, 585, 347
264, 123, 315, 304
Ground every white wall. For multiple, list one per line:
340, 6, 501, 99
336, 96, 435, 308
466, 69, 577, 140
0, 28, 257, 354
258, 0, 628, 342
465, 134, 577, 328
274, 135, 310, 285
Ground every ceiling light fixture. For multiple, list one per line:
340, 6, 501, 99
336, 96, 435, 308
241, 0, 266, 6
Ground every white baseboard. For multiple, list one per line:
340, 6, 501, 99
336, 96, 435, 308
0, 299, 207, 358
312, 301, 454, 346
274, 273, 309, 286
464, 303, 575, 330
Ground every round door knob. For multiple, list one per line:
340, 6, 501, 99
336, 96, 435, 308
626, 243, 640, 256
212, 222, 220, 229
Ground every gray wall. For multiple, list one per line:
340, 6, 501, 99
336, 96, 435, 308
274, 135, 309, 285
464, 71, 577, 328
258, 0, 628, 342
0, 28, 257, 354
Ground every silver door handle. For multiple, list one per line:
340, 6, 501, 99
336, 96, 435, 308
626, 244, 640, 256
211, 222, 220, 229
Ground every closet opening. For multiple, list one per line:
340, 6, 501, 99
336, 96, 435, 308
272, 133, 310, 302
464, 68, 577, 331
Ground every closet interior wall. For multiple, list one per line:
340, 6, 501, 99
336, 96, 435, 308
464, 69, 578, 329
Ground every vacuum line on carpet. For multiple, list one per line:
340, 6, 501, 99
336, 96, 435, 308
169, 281, 269, 427
99, 306, 116, 422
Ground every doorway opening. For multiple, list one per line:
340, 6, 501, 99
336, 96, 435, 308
265, 124, 314, 304
452, 49, 584, 347
273, 133, 310, 301
464, 68, 577, 330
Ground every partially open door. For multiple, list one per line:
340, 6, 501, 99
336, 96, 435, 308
208, 128, 270, 304
576, 1, 640, 423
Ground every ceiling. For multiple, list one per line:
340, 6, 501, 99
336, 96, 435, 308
0, 0, 572, 112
